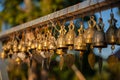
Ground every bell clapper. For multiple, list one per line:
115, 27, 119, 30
111, 44, 115, 54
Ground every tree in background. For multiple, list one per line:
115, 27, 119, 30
0, 0, 83, 28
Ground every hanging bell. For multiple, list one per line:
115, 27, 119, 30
93, 18, 107, 48
28, 40, 32, 47
42, 35, 48, 50
74, 22, 86, 51
6, 42, 12, 50
84, 16, 96, 44
48, 33, 56, 50
21, 45, 27, 52
116, 27, 120, 45
0, 51, 6, 59
57, 25, 67, 49
18, 44, 22, 51
65, 21, 76, 46
15, 57, 21, 65
56, 49, 64, 55
2, 45, 8, 51
37, 42, 42, 50
106, 13, 117, 45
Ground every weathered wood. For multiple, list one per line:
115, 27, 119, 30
0, 0, 120, 40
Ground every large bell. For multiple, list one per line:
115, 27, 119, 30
74, 23, 86, 51
106, 13, 117, 45
65, 21, 76, 46
84, 16, 96, 44
93, 18, 107, 48
116, 27, 120, 45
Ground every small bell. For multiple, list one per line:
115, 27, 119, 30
106, 13, 117, 45
18, 44, 22, 50
93, 18, 107, 48
0, 51, 6, 59
57, 25, 67, 49
116, 27, 120, 45
15, 57, 21, 65
65, 21, 76, 46
21, 45, 27, 52
56, 49, 64, 55
48, 32, 56, 50
28, 41, 32, 47
37, 43, 42, 50
84, 16, 96, 44
74, 22, 86, 51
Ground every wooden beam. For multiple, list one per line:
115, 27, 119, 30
0, 0, 120, 40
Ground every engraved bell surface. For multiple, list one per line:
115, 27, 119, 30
106, 13, 117, 45
93, 18, 107, 48
65, 21, 76, 46
84, 16, 96, 44
74, 22, 86, 51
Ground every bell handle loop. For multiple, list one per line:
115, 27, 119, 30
69, 21, 74, 30
88, 16, 96, 28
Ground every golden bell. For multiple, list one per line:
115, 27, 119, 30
93, 18, 107, 48
0, 51, 6, 59
42, 40, 48, 50
48, 42, 56, 50
56, 49, 63, 55
74, 23, 86, 51
21, 46, 27, 52
18, 44, 22, 50
15, 57, 21, 65
116, 27, 120, 45
31, 43, 36, 49
28, 41, 32, 47
106, 13, 117, 45
84, 16, 96, 44
37, 43, 42, 50
2, 45, 7, 51
65, 21, 76, 46
57, 35, 67, 49
7, 43, 12, 50
13, 47, 18, 52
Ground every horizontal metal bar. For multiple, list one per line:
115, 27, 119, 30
0, 0, 120, 41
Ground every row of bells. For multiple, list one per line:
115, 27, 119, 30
1, 13, 120, 61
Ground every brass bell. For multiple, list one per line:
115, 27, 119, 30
21, 46, 27, 52
48, 42, 56, 50
15, 57, 21, 65
74, 22, 86, 51
93, 18, 107, 48
37, 43, 42, 50
6, 42, 12, 50
48, 32, 56, 50
55, 24, 67, 49
28, 41, 32, 47
42, 39, 48, 50
116, 27, 120, 45
18, 44, 22, 50
65, 21, 76, 46
31, 42, 36, 49
56, 49, 64, 55
106, 13, 117, 45
0, 51, 6, 59
2, 45, 7, 51
84, 16, 96, 44
13, 47, 18, 52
